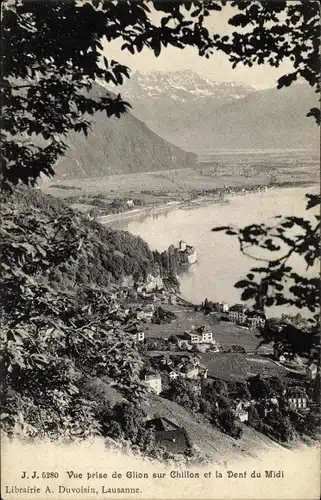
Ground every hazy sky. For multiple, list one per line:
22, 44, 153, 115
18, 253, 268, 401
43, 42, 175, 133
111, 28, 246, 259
102, 4, 294, 89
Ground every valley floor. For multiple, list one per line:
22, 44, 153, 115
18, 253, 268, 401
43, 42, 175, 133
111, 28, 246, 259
42, 161, 319, 223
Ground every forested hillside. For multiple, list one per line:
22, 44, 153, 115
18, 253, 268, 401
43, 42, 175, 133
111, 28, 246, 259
53, 83, 196, 179
11, 188, 156, 288
1, 187, 161, 444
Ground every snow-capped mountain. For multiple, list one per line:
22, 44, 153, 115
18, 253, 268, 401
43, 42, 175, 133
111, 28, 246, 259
121, 70, 255, 102
114, 70, 256, 150
115, 70, 318, 152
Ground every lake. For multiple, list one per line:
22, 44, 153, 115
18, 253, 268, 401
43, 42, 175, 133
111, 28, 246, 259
108, 186, 319, 316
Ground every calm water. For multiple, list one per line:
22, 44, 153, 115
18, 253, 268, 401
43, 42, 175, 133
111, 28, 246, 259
108, 186, 319, 316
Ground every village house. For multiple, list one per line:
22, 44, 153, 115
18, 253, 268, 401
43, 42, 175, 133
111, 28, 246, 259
228, 304, 248, 324
145, 417, 190, 454
134, 330, 145, 342
184, 325, 213, 344
257, 398, 279, 418
246, 310, 267, 329
126, 199, 134, 208
175, 356, 208, 380
136, 304, 155, 321
273, 343, 288, 362
286, 388, 309, 411
144, 372, 162, 395
235, 401, 250, 423
216, 301, 229, 312
306, 364, 318, 380
178, 362, 199, 380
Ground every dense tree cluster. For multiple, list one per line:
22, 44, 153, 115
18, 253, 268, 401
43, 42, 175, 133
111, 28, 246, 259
8, 187, 156, 288
0, 188, 153, 440
256, 316, 320, 364
151, 306, 177, 324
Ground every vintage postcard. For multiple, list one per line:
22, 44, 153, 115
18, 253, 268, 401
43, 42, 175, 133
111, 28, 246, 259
1, 0, 320, 499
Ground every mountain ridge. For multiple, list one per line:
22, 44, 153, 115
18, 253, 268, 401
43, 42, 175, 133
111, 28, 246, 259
115, 72, 319, 153
54, 81, 196, 180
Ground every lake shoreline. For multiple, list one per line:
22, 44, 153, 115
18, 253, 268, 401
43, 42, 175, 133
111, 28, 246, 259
98, 182, 318, 225
107, 183, 318, 315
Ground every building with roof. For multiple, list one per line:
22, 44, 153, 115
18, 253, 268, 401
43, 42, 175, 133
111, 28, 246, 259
235, 401, 250, 422
179, 362, 199, 380
144, 372, 162, 395
168, 370, 179, 380
306, 364, 318, 380
135, 331, 145, 342
178, 240, 197, 265
184, 325, 213, 344
246, 310, 267, 329
257, 398, 279, 418
229, 304, 248, 324
286, 388, 309, 411
216, 301, 229, 312
145, 417, 190, 455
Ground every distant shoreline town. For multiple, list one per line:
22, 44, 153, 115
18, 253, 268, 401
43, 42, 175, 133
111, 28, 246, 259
89, 180, 316, 224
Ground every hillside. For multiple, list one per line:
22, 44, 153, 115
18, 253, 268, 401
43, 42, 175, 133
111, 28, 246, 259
82, 376, 287, 462
11, 187, 157, 288
146, 392, 289, 462
117, 72, 319, 153
53, 83, 196, 180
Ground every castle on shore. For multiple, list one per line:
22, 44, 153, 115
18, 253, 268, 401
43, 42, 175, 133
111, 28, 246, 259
177, 240, 197, 265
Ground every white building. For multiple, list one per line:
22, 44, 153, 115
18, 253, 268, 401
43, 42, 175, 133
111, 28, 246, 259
307, 364, 318, 380
185, 331, 213, 344
179, 363, 199, 380
217, 301, 229, 312
134, 331, 145, 342
235, 401, 249, 422
246, 311, 267, 329
137, 304, 154, 321
287, 394, 309, 410
228, 304, 248, 324
145, 373, 162, 395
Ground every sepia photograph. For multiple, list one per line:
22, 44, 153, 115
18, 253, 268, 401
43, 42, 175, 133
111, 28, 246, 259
1, 0, 320, 499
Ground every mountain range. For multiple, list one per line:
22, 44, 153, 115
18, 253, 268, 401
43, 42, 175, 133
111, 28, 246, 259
54, 71, 319, 179
118, 70, 319, 152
